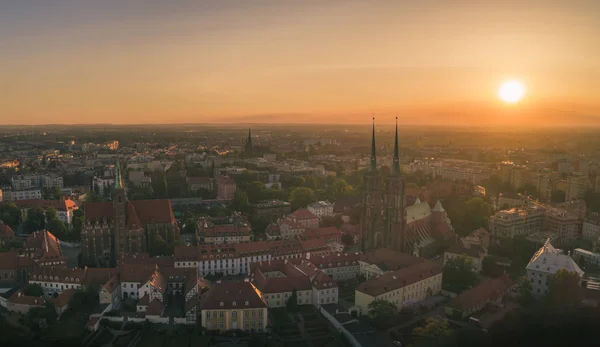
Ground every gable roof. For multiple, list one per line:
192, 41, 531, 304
526, 239, 584, 277
290, 208, 318, 221
360, 248, 425, 271
448, 275, 514, 312
25, 230, 64, 263
201, 282, 266, 310
85, 199, 175, 225
0, 251, 35, 270
357, 261, 442, 297
146, 299, 164, 316
0, 221, 15, 239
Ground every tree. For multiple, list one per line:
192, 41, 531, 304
341, 233, 354, 245
290, 187, 316, 210
517, 276, 534, 307
412, 318, 453, 347
482, 256, 503, 277
245, 181, 267, 203
45, 207, 57, 221
230, 189, 250, 213
549, 269, 583, 307
152, 172, 169, 199
23, 284, 44, 297
443, 256, 477, 293
183, 218, 197, 234
150, 234, 172, 256
46, 218, 67, 239
367, 299, 397, 328
0, 203, 22, 229
320, 215, 343, 228
23, 207, 46, 233
24, 302, 57, 330
286, 288, 298, 312
41, 186, 61, 200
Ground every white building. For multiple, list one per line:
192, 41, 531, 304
573, 248, 600, 267
582, 215, 600, 241
525, 239, 583, 296
93, 176, 116, 196
4, 189, 42, 201
308, 201, 335, 219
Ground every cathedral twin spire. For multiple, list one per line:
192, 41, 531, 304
370, 117, 401, 173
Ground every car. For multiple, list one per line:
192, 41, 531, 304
393, 341, 403, 347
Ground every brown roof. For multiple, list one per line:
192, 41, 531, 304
85, 199, 175, 225
146, 299, 164, 316
357, 261, 442, 297
251, 260, 312, 293
185, 296, 202, 313
84, 267, 120, 286
360, 248, 425, 271
302, 227, 341, 241
8, 291, 47, 306
30, 267, 86, 283
311, 270, 337, 290
0, 221, 15, 239
301, 238, 330, 252
118, 253, 174, 267
310, 252, 361, 268
51, 288, 75, 308
14, 199, 78, 212
201, 281, 266, 310
102, 274, 120, 293
148, 269, 168, 294
290, 208, 318, 221
120, 264, 156, 283
25, 230, 64, 263
445, 242, 486, 259
0, 251, 35, 270
448, 275, 514, 311
138, 295, 150, 306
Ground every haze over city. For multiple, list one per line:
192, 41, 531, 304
2, 0, 600, 126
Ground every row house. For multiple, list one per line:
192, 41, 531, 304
310, 253, 361, 281
24, 230, 66, 267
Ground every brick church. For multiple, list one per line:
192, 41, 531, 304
360, 119, 455, 256
82, 163, 180, 266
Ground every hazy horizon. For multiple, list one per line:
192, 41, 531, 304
2, 0, 599, 125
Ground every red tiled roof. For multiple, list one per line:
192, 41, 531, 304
85, 199, 176, 225
448, 275, 514, 311
357, 261, 442, 297
126, 202, 143, 230
14, 199, 78, 212
202, 281, 266, 310
84, 268, 121, 287
0, 222, 15, 239
8, 291, 47, 306
51, 288, 75, 308
302, 227, 341, 241
118, 253, 174, 267
217, 176, 236, 186
310, 252, 361, 268
300, 238, 330, 252
311, 270, 337, 290
290, 208, 318, 221
146, 299, 164, 316
138, 295, 150, 306
0, 252, 34, 270
30, 267, 86, 283
25, 230, 65, 264
120, 264, 156, 283
360, 248, 425, 271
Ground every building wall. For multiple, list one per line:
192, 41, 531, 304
582, 221, 600, 241
527, 269, 552, 296
354, 273, 442, 314
202, 307, 267, 332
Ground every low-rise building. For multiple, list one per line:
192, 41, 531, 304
200, 281, 268, 332
489, 206, 546, 239
310, 252, 361, 281
444, 240, 487, 273
7, 291, 47, 314
0, 251, 36, 285
196, 213, 252, 244
359, 248, 425, 280
526, 239, 584, 296
24, 230, 66, 267
354, 260, 443, 314
307, 201, 334, 219
216, 176, 236, 200
187, 177, 214, 193
445, 275, 514, 319
15, 199, 79, 225
572, 248, 600, 267
582, 214, 600, 241
251, 200, 291, 220
546, 208, 581, 245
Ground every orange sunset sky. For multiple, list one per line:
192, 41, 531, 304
1, 0, 599, 125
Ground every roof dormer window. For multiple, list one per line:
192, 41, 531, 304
220, 302, 224, 307
245, 301, 249, 306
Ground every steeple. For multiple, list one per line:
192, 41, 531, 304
393, 116, 400, 174
115, 161, 123, 189
247, 128, 253, 147
370, 117, 377, 171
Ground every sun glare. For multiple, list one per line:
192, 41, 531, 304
498, 80, 525, 104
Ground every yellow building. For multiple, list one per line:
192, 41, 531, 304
201, 281, 268, 332
355, 260, 442, 315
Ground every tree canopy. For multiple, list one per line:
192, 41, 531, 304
548, 269, 582, 307
412, 318, 453, 347
290, 187, 316, 210
367, 299, 397, 328
443, 256, 477, 293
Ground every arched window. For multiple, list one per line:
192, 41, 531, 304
245, 301, 249, 306
220, 302, 224, 307
233, 302, 237, 306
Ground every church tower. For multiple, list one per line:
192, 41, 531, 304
112, 161, 127, 264
361, 118, 384, 252
384, 117, 406, 252
244, 128, 254, 157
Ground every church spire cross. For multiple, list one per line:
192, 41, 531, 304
393, 116, 400, 174
370, 117, 377, 171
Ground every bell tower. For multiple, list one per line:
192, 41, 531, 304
384, 117, 406, 252
361, 118, 384, 252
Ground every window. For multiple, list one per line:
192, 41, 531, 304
245, 301, 249, 306
220, 302, 224, 307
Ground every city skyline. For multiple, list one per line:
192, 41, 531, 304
2, 0, 600, 125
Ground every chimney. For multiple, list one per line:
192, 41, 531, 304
18, 292, 22, 297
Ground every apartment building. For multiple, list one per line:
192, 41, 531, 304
196, 213, 252, 244
582, 214, 600, 241
251, 200, 291, 220
545, 208, 581, 245
488, 206, 546, 239
307, 201, 334, 219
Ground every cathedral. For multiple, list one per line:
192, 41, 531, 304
82, 163, 180, 266
360, 119, 455, 256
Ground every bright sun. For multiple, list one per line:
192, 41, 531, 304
498, 80, 525, 104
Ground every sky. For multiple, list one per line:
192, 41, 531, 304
1, 0, 600, 125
